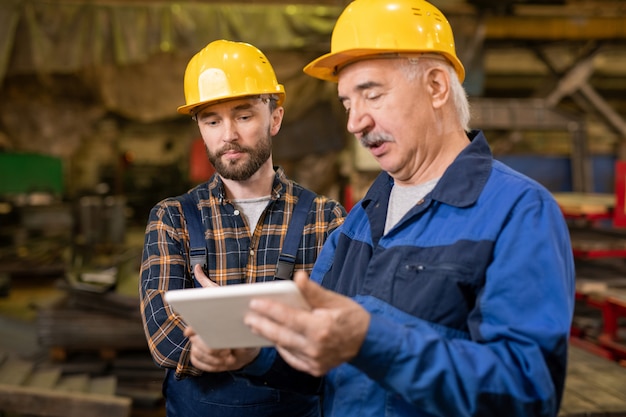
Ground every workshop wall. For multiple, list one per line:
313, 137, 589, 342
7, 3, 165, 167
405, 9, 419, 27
0, 1, 349, 221
2, 0, 626, 208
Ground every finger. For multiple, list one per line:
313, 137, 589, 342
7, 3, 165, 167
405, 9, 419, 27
187, 332, 211, 354
229, 347, 261, 369
183, 325, 197, 338
194, 264, 218, 287
245, 309, 310, 351
231, 347, 260, 358
275, 345, 325, 376
293, 272, 335, 309
292, 270, 309, 282
190, 343, 232, 362
190, 348, 236, 371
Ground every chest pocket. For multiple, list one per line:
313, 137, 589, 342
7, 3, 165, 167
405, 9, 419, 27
391, 258, 482, 331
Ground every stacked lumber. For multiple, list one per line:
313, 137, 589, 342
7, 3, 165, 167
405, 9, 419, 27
33, 277, 165, 413
36, 301, 147, 357
36, 277, 146, 357
0, 352, 132, 417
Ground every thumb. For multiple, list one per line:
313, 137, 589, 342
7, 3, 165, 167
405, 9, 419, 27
293, 271, 331, 308
194, 264, 218, 287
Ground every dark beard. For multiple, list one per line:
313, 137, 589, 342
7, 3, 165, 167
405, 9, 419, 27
207, 132, 272, 181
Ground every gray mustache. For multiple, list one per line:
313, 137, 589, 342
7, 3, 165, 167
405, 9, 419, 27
360, 133, 394, 147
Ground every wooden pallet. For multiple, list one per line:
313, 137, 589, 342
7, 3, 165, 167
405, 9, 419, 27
553, 192, 615, 217
0, 352, 132, 417
560, 345, 626, 416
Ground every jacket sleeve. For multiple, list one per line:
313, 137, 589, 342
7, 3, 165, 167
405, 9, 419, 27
349, 192, 576, 416
139, 199, 201, 377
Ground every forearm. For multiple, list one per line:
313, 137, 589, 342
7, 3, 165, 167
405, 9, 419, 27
351, 306, 565, 417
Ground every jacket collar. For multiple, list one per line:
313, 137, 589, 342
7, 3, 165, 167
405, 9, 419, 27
363, 130, 492, 209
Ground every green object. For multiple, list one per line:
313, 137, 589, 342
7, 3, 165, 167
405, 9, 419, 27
0, 153, 63, 195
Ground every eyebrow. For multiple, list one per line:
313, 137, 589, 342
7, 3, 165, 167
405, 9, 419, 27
197, 102, 256, 118
338, 81, 383, 104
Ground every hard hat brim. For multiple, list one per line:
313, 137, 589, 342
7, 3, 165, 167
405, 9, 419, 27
304, 49, 465, 83
177, 90, 285, 116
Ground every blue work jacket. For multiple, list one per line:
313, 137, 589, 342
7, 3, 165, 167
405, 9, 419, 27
245, 130, 576, 417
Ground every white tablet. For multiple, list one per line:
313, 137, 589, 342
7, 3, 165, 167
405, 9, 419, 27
164, 280, 309, 349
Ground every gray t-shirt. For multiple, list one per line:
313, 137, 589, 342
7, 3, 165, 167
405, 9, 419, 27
385, 178, 439, 234
232, 196, 272, 233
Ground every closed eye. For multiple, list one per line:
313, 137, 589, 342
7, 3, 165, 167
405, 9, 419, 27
236, 114, 253, 122
199, 116, 220, 127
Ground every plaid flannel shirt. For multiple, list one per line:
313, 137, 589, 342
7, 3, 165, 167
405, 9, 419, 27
139, 167, 346, 377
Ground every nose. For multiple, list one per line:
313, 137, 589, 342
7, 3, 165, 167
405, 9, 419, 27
222, 119, 239, 143
346, 102, 373, 137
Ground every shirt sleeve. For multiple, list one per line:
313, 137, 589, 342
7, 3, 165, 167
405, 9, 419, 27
139, 199, 202, 377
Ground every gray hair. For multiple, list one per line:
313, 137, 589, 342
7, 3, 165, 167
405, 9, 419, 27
399, 57, 470, 132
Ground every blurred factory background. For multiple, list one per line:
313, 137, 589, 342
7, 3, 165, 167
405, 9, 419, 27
1, 0, 626, 416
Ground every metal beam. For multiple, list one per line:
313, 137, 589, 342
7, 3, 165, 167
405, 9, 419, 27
545, 55, 596, 106
470, 97, 590, 192
542, 46, 626, 138
485, 16, 626, 40
470, 98, 583, 130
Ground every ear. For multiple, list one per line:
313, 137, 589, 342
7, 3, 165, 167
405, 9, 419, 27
425, 66, 450, 110
270, 106, 284, 136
